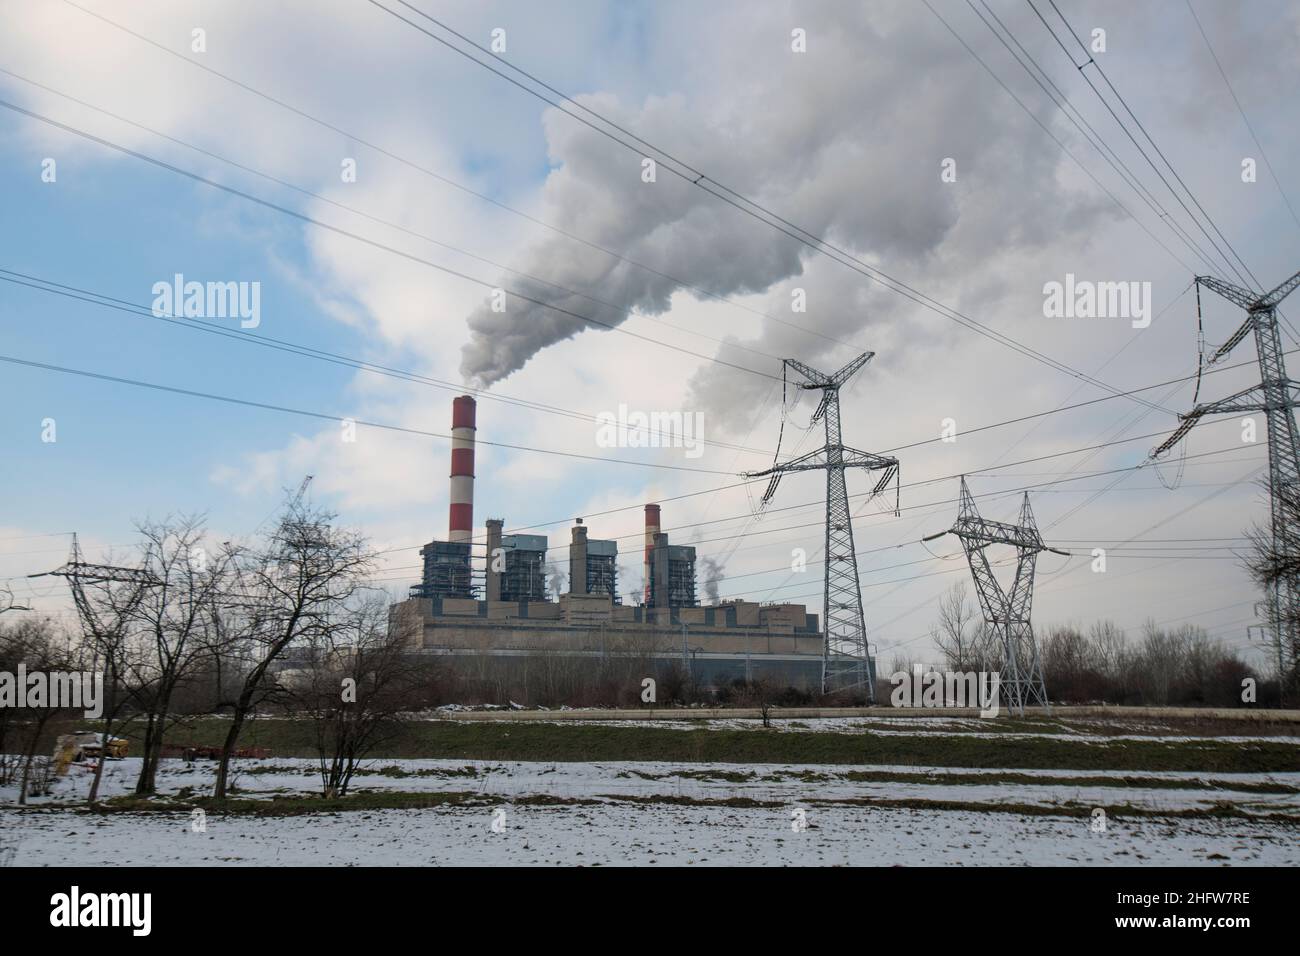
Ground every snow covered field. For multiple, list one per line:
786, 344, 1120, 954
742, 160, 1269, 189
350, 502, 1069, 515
485, 714, 1300, 744
4, 801, 1295, 866
12, 756, 1300, 815
3, 755, 1298, 866
5, 711, 1297, 867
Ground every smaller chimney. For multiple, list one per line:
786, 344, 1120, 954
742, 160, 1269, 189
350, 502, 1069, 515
569, 521, 589, 596
651, 531, 670, 610
644, 504, 661, 606
485, 518, 503, 602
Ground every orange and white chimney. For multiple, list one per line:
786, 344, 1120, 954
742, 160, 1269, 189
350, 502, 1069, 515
449, 395, 476, 545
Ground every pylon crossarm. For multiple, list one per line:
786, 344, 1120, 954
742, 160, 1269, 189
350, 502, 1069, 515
1197, 275, 1258, 312
1150, 385, 1267, 460
747, 445, 897, 478
954, 521, 1044, 552
742, 445, 829, 477
826, 352, 874, 385
840, 446, 899, 472
784, 359, 832, 388
33, 562, 161, 587
1196, 386, 1271, 416
1209, 314, 1256, 364
1260, 268, 1300, 309
1199, 269, 1300, 316
1151, 408, 1206, 458
784, 353, 875, 389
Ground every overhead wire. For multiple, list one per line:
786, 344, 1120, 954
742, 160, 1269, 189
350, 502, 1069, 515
362, 0, 1180, 416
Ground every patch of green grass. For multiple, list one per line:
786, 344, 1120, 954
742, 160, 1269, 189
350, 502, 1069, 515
158, 718, 1300, 773
57, 787, 1300, 826
804, 795, 1300, 825
360, 764, 483, 779
834, 770, 1300, 794
88, 790, 604, 816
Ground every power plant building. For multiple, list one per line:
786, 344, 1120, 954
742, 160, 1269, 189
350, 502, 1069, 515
398, 394, 828, 689
494, 531, 549, 603
569, 520, 619, 600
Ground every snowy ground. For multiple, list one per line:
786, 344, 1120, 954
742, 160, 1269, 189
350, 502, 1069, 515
5, 711, 1297, 867
481, 714, 1300, 743
11, 757, 1300, 815
3, 756, 1298, 866
4, 802, 1295, 866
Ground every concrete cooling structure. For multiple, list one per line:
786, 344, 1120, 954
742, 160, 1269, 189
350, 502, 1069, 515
396, 394, 826, 689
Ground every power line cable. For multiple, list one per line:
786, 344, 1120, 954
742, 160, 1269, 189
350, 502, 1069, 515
1032, 1, 1250, 288
29, 261, 1255, 479
53, 0, 858, 355
0, 352, 742, 475
0, 268, 779, 458
1183, 0, 1300, 241
0, 96, 785, 385
1036, 0, 1300, 342
961, 1, 1225, 274
0, 66, 789, 372
1, 332, 1256, 557
362, 0, 1178, 415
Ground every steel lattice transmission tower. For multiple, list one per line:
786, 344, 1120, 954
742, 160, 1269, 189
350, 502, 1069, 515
744, 354, 899, 700
924, 478, 1067, 716
31, 530, 160, 621
1152, 268, 1300, 692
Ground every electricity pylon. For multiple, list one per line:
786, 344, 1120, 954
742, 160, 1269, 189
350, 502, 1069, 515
35, 534, 160, 589
1152, 268, 1300, 695
924, 478, 1067, 716
744, 354, 899, 700
30, 533, 159, 631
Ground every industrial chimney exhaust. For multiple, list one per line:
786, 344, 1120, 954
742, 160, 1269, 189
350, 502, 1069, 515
449, 395, 476, 545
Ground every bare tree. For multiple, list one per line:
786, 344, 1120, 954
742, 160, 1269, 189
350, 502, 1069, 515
1, 618, 75, 804
1041, 625, 1100, 702
127, 516, 232, 795
1138, 621, 1184, 706
297, 591, 427, 797
930, 582, 982, 672
734, 675, 779, 726
212, 500, 372, 799
1087, 621, 1127, 685
61, 564, 151, 804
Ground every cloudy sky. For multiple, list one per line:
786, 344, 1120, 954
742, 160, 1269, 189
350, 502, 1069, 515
2, 0, 1297, 668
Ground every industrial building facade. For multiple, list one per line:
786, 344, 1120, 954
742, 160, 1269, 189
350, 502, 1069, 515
398, 394, 828, 690
396, 592, 824, 688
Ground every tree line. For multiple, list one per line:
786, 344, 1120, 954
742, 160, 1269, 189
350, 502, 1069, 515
1, 501, 437, 802
902, 582, 1274, 707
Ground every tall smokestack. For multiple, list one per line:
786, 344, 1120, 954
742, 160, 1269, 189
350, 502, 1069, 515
644, 504, 660, 605
449, 395, 476, 545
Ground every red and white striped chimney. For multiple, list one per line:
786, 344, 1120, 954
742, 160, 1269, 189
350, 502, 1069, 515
643, 503, 661, 605
449, 395, 476, 544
